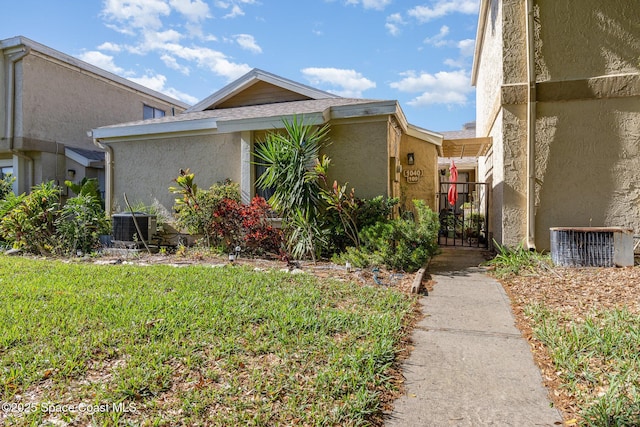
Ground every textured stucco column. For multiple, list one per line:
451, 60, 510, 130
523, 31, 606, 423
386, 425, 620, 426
240, 131, 253, 204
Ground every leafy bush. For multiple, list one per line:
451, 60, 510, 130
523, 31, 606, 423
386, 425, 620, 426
0, 181, 110, 255
56, 194, 110, 255
0, 174, 15, 200
0, 182, 61, 254
170, 170, 241, 245
335, 200, 439, 272
170, 170, 282, 255
323, 195, 399, 254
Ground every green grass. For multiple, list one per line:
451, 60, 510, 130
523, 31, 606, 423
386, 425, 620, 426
525, 305, 640, 426
0, 256, 415, 426
483, 242, 552, 278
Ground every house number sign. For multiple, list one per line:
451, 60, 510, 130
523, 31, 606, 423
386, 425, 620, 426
404, 169, 423, 183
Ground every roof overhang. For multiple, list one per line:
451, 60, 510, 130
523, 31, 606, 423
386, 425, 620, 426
65, 148, 105, 168
441, 136, 492, 158
91, 117, 219, 140
407, 124, 444, 155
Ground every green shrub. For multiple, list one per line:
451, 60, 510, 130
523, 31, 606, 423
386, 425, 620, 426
170, 171, 240, 246
0, 181, 60, 254
0, 174, 15, 200
336, 200, 439, 272
323, 195, 399, 255
56, 194, 110, 255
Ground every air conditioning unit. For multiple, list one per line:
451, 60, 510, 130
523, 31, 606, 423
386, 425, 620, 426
112, 213, 157, 243
550, 227, 634, 267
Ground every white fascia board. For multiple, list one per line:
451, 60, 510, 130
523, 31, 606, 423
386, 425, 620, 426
329, 101, 398, 120
65, 150, 103, 168
471, 0, 489, 86
91, 118, 218, 140
407, 124, 443, 146
217, 112, 326, 133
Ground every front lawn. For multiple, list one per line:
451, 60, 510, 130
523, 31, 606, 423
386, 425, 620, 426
0, 257, 416, 426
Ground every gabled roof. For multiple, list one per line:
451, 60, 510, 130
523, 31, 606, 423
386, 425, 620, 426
92, 69, 443, 149
186, 68, 339, 112
0, 36, 190, 109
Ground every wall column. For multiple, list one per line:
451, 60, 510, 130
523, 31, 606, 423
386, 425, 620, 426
240, 131, 253, 204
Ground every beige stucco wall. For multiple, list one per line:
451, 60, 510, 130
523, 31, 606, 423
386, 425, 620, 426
1, 49, 186, 194
109, 133, 240, 213
535, 1, 640, 82
535, 97, 640, 249
399, 135, 439, 214
18, 53, 185, 152
323, 119, 389, 200
475, 0, 640, 250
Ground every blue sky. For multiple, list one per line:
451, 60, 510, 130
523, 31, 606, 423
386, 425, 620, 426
2, 0, 480, 132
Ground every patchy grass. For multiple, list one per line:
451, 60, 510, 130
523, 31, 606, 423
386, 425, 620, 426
525, 305, 640, 426
0, 256, 416, 426
494, 249, 640, 426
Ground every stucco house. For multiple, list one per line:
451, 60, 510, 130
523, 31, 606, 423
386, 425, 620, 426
0, 36, 189, 196
473, 0, 640, 250
91, 68, 443, 217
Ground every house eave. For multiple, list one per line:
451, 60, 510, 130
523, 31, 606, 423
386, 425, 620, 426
91, 118, 218, 140
471, 0, 489, 86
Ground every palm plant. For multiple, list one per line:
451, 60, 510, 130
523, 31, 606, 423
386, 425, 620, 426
254, 116, 331, 259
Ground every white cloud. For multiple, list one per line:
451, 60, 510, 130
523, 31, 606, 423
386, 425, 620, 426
424, 25, 450, 47
161, 54, 191, 74
350, 0, 392, 10
408, 0, 479, 23
385, 13, 405, 36
390, 69, 473, 106
457, 38, 475, 57
301, 67, 376, 98
156, 43, 251, 80
224, 5, 244, 18
102, 0, 171, 30
234, 34, 262, 53
78, 51, 125, 74
97, 42, 122, 52
169, 0, 210, 22
214, 0, 256, 18
128, 73, 199, 104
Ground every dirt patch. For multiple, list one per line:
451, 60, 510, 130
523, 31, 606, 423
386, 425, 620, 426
90, 251, 426, 295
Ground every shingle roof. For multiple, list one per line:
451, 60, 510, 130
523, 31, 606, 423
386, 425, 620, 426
95, 97, 387, 130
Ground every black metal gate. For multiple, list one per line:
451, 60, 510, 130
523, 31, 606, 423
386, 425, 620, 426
437, 181, 489, 248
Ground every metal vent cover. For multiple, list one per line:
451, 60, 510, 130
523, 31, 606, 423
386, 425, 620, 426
550, 227, 634, 267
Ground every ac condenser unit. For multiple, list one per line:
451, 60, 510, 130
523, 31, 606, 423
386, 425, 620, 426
550, 227, 634, 267
112, 213, 157, 242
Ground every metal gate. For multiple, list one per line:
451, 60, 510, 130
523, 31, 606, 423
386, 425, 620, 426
437, 181, 489, 248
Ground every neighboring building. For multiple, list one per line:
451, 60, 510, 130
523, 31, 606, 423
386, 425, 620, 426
473, 1, 640, 250
91, 68, 443, 216
0, 36, 189, 196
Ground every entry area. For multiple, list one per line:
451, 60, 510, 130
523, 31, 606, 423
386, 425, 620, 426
437, 181, 489, 248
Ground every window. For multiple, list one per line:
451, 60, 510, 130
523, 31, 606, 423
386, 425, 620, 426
254, 162, 275, 201
0, 166, 12, 180
143, 105, 166, 120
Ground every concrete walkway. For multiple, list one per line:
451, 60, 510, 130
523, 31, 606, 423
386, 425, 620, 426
386, 246, 563, 426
